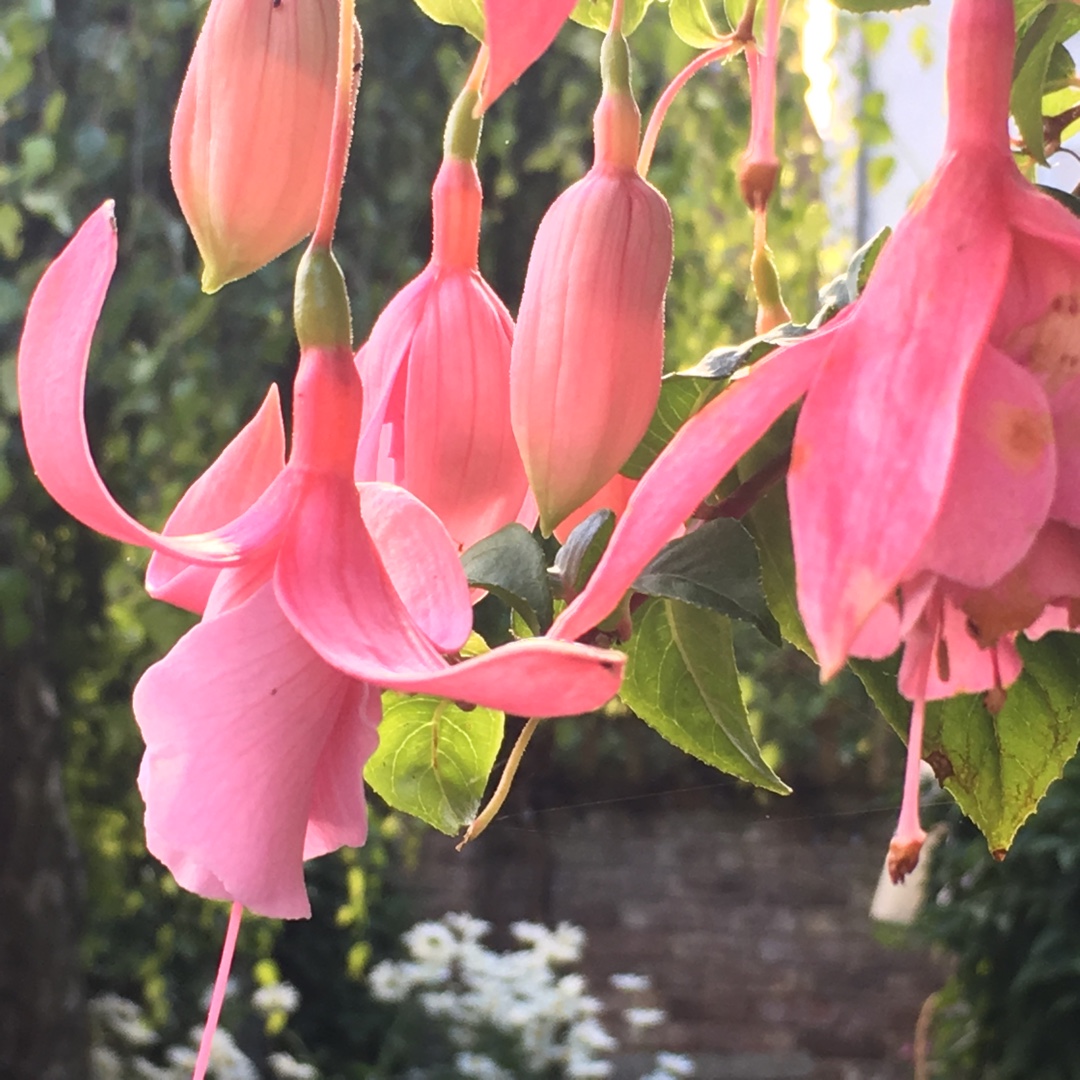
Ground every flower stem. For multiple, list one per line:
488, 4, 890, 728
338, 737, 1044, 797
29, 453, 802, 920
637, 39, 744, 176
191, 902, 244, 1080
313, 0, 359, 248
457, 717, 541, 849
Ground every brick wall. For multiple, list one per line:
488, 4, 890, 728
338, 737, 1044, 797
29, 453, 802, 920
398, 795, 948, 1080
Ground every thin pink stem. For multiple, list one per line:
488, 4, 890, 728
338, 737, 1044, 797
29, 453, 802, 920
637, 40, 743, 176
191, 902, 244, 1080
610, 0, 626, 34
313, 0, 358, 248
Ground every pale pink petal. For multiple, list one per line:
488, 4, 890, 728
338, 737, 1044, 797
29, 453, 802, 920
133, 584, 362, 918
847, 597, 900, 660
481, 0, 577, 109
1050, 374, 1080, 527
359, 481, 473, 654
147, 387, 286, 613
303, 681, 380, 861
274, 475, 625, 715
550, 334, 829, 644
17, 204, 296, 566
917, 346, 1054, 587
790, 155, 1013, 677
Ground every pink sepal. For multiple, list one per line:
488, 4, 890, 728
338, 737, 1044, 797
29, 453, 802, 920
481, 0, 577, 110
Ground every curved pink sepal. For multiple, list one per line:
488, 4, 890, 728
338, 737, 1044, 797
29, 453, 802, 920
147, 387, 287, 613
551, 336, 828, 644
18, 204, 295, 567
359, 482, 473, 654
274, 475, 624, 715
134, 584, 376, 919
791, 158, 1013, 677
482, 0, 577, 110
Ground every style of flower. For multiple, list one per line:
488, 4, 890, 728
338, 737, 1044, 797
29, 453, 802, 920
551, 0, 1080, 878
18, 204, 625, 917
510, 10, 673, 534
356, 59, 531, 551
171, 0, 358, 291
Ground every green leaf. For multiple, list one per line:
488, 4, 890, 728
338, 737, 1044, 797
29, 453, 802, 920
364, 689, 505, 835
570, 0, 655, 34
621, 598, 790, 793
668, 0, 724, 47
633, 518, 780, 644
554, 509, 616, 596
852, 634, 1080, 855
830, 0, 928, 11
620, 374, 722, 479
462, 524, 554, 635
410, 0, 485, 39
1011, 4, 1080, 163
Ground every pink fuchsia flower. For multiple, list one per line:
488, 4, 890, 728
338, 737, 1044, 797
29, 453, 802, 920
355, 62, 531, 552
171, 0, 360, 292
18, 203, 626, 917
510, 16, 674, 535
481, 0, 576, 110
551, 0, 1080, 876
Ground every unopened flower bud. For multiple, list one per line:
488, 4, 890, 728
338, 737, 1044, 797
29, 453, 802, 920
510, 23, 673, 535
171, 0, 358, 292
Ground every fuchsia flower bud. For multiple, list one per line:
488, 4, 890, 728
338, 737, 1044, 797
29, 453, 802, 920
510, 21, 674, 535
356, 57, 531, 551
171, 0, 358, 292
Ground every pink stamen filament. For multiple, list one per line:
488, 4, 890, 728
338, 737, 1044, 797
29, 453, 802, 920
312, 0, 358, 248
637, 40, 744, 177
192, 902, 244, 1080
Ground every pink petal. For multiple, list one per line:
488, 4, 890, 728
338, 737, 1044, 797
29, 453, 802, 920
790, 155, 1013, 677
917, 346, 1054, 587
133, 584, 371, 918
17, 204, 296, 567
553, 472, 636, 544
274, 475, 625, 715
1052, 375, 1080, 527
359, 481, 473, 654
550, 335, 828, 644
481, 0, 577, 110
147, 387, 286, 613
847, 597, 900, 660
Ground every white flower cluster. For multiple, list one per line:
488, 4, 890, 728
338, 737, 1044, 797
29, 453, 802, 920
87, 985, 318, 1080
368, 913, 694, 1080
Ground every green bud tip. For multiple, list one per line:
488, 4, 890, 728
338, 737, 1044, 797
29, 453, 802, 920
294, 246, 352, 349
601, 24, 632, 98
444, 86, 484, 163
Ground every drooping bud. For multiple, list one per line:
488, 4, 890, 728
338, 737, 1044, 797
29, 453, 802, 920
738, 0, 779, 212
510, 16, 674, 536
171, 0, 359, 293
355, 57, 531, 552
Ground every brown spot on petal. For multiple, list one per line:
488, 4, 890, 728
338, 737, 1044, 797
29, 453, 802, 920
990, 403, 1053, 471
1010, 290, 1080, 393
991, 848, 1007, 862
927, 750, 954, 783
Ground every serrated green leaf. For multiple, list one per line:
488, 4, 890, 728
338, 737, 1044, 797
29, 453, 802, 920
634, 518, 780, 644
411, 0, 485, 39
847, 225, 891, 299
852, 634, 1080, 855
364, 689, 505, 835
830, 0, 928, 11
462, 523, 554, 635
621, 598, 790, 793
554, 509, 616, 596
570, 0, 655, 33
620, 374, 722, 479
668, 0, 724, 47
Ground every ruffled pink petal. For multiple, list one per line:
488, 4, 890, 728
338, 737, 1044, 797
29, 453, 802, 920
917, 346, 1054, 587
17, 204, 296, 567
550, 334, 829, 644
274, 475, 625, 715
133, 584, 363, 918
481, 0, 577, 109
790, 155, 1013, 677
147, 387, 286, 613
359, 481, 473, 654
